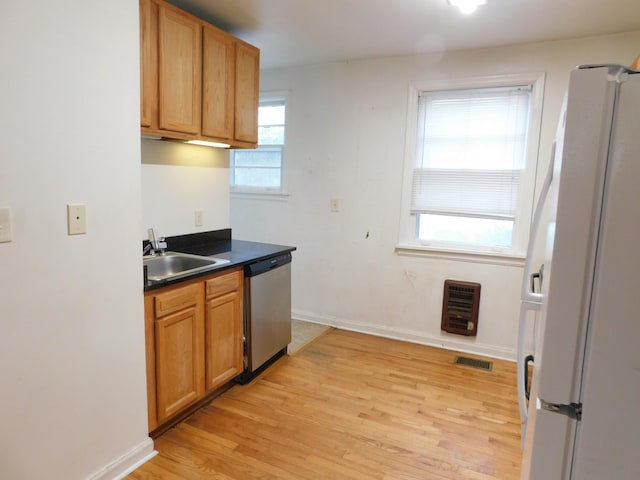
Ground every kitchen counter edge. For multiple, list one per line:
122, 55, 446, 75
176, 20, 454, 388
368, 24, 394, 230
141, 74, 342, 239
143, 239, 296, 292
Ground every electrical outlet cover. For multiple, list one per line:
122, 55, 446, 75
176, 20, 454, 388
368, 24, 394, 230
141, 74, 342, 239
67, 204, 87, 235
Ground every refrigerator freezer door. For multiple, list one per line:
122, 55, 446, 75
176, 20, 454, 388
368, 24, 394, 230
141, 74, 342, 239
521, 66, 619, 479
517, 140, 557, 429
520, 142, 555, 306
570, 72, 640, 480
534, 66, 617, 405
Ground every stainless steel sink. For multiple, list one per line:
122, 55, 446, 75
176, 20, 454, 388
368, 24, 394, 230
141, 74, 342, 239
144, 251, 230, 283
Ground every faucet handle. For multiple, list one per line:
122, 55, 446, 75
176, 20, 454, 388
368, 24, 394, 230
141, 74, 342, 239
148, 228, 158, 248
147, 228, 167, 254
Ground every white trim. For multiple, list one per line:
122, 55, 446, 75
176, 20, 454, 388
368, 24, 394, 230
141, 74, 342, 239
292, 309, 517, 362
395, 243, 525, 267
231, 191, 290, 201
411, 71, 545, 93
398, 71, 546, 258
87, 438, 156, 480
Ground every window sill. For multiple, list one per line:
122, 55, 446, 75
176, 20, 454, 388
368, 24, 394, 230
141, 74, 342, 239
395, 243, 525, 267
230, 190, 290, 202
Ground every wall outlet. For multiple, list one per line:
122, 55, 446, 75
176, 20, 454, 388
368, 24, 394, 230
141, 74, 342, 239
0, 207, 12, 243
330, 198, 340, 213
67, 204, 87, 235
195, 209, 203, 227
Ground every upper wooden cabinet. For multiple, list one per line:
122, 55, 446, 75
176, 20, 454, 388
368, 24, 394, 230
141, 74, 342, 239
139, 0, 260, 148
201, 24, 235, 140
158, 4, 202, 134
139, 0, 157, 128
234, 41, 260, 145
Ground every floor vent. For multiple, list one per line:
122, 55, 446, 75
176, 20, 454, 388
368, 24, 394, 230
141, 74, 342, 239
441, 280, 481, 336
455, 356, 493, 371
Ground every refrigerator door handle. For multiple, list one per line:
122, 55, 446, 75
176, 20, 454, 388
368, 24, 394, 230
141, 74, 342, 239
524, 354, 534, 400
530, 264, 544, 293
530, 271, 541, 293
540, 399, 583, 420
517, 303, 538, 424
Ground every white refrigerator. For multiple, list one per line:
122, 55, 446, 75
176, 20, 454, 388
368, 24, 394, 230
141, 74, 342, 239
517, 64, 640, 479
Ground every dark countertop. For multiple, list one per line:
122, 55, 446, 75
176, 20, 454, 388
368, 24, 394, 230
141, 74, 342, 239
144, 229, 296, 292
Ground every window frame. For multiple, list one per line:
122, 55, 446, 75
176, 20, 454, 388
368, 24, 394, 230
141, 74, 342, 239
397, 73, 545, 265
230, 90, 290, 197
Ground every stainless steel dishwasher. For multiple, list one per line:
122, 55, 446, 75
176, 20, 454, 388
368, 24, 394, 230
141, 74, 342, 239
237, 253, 292, 384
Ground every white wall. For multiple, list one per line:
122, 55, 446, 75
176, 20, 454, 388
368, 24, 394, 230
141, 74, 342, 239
0, 2, 153, 479
141, 139, 230, 238
231, 31, 640, 360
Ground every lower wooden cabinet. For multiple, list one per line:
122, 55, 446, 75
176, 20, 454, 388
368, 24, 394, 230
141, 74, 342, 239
154, 301, 203, 421
144, 267, 243, 433
205, 278, 243, 390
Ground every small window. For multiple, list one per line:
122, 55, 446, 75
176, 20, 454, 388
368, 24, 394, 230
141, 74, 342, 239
230, 93, 288, 194
399, 74, 544, 260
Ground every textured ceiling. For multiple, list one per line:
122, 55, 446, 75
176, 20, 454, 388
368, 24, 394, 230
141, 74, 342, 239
167, 0, 640, 69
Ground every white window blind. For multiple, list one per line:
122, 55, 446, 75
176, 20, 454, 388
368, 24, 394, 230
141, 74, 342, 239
411, 168, 521, 219
411, 86, 531, 221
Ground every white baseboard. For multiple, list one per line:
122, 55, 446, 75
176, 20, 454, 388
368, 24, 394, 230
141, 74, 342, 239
88, 437, 156, 480
292, 309, 516, 362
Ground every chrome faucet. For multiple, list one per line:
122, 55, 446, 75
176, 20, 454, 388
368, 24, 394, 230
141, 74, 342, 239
147, 228, 167, 256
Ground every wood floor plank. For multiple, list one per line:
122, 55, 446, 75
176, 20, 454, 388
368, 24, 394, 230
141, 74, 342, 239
127, 329, 522, 479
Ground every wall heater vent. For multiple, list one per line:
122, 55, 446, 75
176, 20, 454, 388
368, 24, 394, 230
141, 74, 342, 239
441, 280, 481, 336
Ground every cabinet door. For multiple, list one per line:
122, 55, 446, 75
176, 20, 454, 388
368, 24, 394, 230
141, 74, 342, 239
139, 0, 158, 128
155, 306, 204, 422
234, 41, 260, 144
205, 290, 243, 390
158, 4, 201, 134
202, 25, 235, 140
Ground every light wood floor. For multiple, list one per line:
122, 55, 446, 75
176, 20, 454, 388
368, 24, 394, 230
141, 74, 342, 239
127, 329, 522, 479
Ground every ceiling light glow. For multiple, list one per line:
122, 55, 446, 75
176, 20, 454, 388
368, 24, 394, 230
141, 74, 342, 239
448, 0, 486, 14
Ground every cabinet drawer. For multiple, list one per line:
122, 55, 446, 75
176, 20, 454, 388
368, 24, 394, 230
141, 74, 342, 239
154, 283, 199, 317
206, 269, 242, 299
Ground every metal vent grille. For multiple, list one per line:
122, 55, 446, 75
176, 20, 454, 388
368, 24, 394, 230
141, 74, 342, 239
455, 356, 493, 371
441, 280, 481, 336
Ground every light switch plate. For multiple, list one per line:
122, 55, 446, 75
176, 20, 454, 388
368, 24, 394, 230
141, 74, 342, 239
195, 209, 203, 227
67, 204, 87, 235
0, 207, 12, 243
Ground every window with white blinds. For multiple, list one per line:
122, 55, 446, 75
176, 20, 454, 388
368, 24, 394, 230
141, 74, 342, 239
398, 73, 545, 260
410, 85, 532, 250
412, 87, 530, 221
